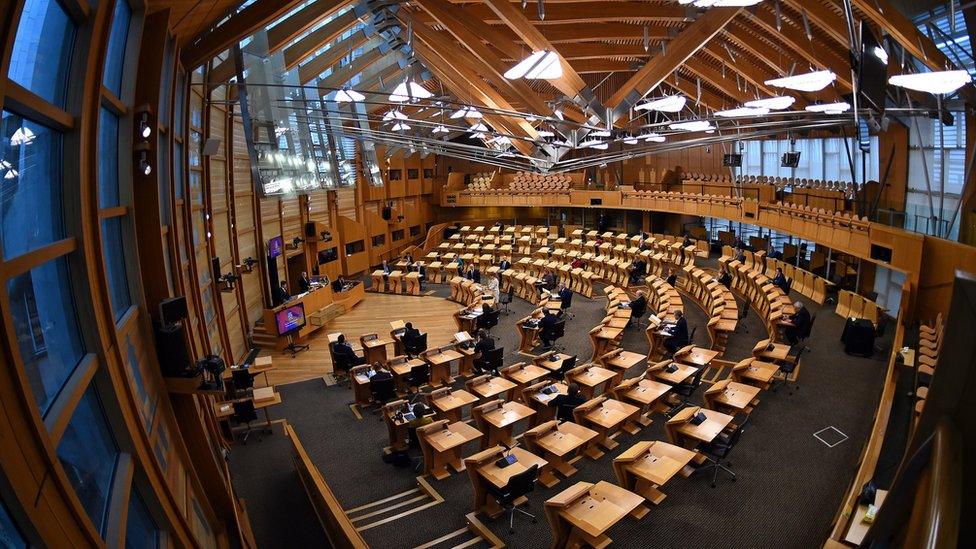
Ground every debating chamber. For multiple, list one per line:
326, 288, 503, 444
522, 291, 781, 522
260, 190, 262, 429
2, 0, 975, 547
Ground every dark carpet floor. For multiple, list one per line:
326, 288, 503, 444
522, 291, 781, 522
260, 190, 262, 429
228, 257, 896, 549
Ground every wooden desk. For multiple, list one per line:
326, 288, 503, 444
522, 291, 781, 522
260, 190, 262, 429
589, 326, 624, 359
843, 489, 887, 545
566, 365, 617, 399
573, 397, 640, 458
387, 355, 425, 393
523, 421, 599, 488
544, 481, 645, 549
611, 375, 671, 426
677, 346, 720, 368
465, 446, 548, 518
523, 381, 568, 426
472, 400, 536, 448
417, 420, 483, 480
534, 351, 574, 373
350, 365, 374, 408
214, 387, 281, 439
360, 334, 393, 364
430, 388, 478, 423
599, 349, 647, 386
389, 270, 404, 294
665, 406, 734, 448
612, 440, 697, 506
371, 270, 386, 292
466, 375, 517, 403
500, 363, 549, 396
704, 379, 761, 416
382, 399, 412, 452
423, 348, 464, 387
731, 358, 779, 390
755, 341, 790, 362
405, 271, 421, 295
221, 359, 275, 387
651, 361, 700, 385
516, 316, 541, 354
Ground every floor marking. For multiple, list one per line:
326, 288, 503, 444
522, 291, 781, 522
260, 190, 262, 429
813, 426, 849, 448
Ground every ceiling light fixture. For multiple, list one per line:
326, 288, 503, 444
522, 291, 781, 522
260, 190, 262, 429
578, 138, 604, 148
389, 80, 433, 102
9, 126, 35, 146
432, 125, 450, 134
334, 88, 366, 103
635, 95, 686, 113
623, 136, 639, 145
804, 101, 851, 114
469, 123, 489, 132
504, 50, 562, 80
449, 106, 483, 119
680, 0, 762, 6
138, 112, 152, 139
715, 106, 770, 117
589, 143, 609, 150
591, 129, 612, 137
744, 96, 795, 110
888, 70, 971, 95
643, 132, 666, 143
391, 122, 411, 131
537, 130, 555, 138
471, 132, 487, 139
668, 120, 715, 132
766, 70, 837, 92
382, 109, 409, 121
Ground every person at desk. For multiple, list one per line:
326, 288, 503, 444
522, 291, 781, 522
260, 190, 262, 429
297, 271, 311, 293
453, 256, 465, 271
381, 260, 393, 275
785, 301, 811, 345
542, 270, 557, 291
557, 284, 572, 303
734, 247, 746, 263
473, 329, 496, 374
772, 267, 789, 294
409, 403, 435, 428
629, 259, 647, 284
465, 265, 482, 283
663, 267, 677, 287
273, 280, 291, 306
481, 301, 495, 315
402, 322, 422, 351
630, 290, 647, 325
334, 334, 366, 366
486, 275, 500, 302
664, 310, 689, 356
571, 257, 583, 269
718, 269, 732, 288
549, 382, 586, 422
540, 309, 559, 348
332, 275, 348, 293
683, 233, 693, 247
498, 256, 512, 271
369, 362, 393, 383
404, 253, 414, 264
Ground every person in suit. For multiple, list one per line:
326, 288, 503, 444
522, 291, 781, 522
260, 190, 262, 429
297, 271, 311, 293
683, 233, 693, 247
785, 301, 811, 345
772, 267, 789, 294
630, 290, 647, 325
629, 259, 647, 284
664, 268, 677, 287
369, 362, 393, 383
381, 260, 392, 275
540, 309, 558, 348
734, 247, 746, 263
402, 322, 421, 353
597, 212, 608, 233
481, 301, 494, 315
548, 383, 586, 422
664, 310, 689, 355
334, 334, 365, 366
718, 269, 733, 288
498, 256, 512, 271
557, 284, 572, 303
273, 280, 291, 305
404, 253, 414, 264
542, 270, 557, 291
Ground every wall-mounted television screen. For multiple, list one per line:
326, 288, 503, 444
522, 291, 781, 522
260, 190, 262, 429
275, 302, 306, 335
268, 236, 283, 258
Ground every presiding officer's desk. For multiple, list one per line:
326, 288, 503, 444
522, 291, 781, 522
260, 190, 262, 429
261, 281, 364, 350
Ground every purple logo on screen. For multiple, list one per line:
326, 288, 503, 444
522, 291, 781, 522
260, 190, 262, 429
268, 236, 283, 258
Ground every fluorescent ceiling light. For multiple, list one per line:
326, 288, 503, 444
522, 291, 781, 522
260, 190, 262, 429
745, 96, 795, 110
804, 101, 851, 114
432, 125, 450, 134
491, 136, 512, 146
9, 126, 35, 146
391, 122, 411, 131
389, 81, 433, 102
766, 70, 837, 92
3, 169, 17, 180
382, 109, 408, 121
578, 138, 604, 148
681, 0, 762, 6
643, 132, 666, 143
537, 130, 555, 138
471, 132, 487, 139
589, 143, 609, 150
504, 50, 562, 80
873, 46, 889, 65
889, 70, 971, 95
591, 129, 612, 137
623, 137, 639, 145
449, 106, 483, 119
715, 106, 770, 117
668, 120, 714, 132
635, 95, 686, 113
334, 89, 365, 103
469, 123, 488, 132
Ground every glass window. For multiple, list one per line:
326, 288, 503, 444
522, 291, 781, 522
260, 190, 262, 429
1, 111, 65, 258
103, 0, 131, 96
0, 497, 28, 548
56, 384, 120, 534
125, 490, 159, 549
7, 257, 85, 414
98, 108, 120, 208
126, 339, 155, 429
173, 142, 184, 200
102, 217, 131, 320
8, 0, 76, 106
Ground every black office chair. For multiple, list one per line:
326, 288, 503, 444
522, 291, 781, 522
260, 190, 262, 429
672, 366, 705, 405
231, 400, 260, 444
231, 369, 255, 396
797, 313, 816, 353
406, 426, 424, 472
406, 364, 430, 393
697, 419, 747, 488
486, 463, 540, 534
369, 377, 398, 413
499, 286, 515, 314
482, 346, 504, 375
405, 333, 428, 357
689, 325, 698, 346
630, 299, 647, 327
330, 348, 352, 388
477, 309, 501, 337
560, 292, 574, 319
774, 346, 802, 395
542, 319, 566, 351
552, 354, 577, 381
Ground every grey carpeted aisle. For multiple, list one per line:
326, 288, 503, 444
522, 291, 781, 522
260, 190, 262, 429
229, 264, 894, 549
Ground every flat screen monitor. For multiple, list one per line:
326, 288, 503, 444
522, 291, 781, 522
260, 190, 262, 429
723, 154, 742, 167
275, 303, 306, 335
268, 236, 283, 258
781, 151, 801, 168
857, 23, 888, 115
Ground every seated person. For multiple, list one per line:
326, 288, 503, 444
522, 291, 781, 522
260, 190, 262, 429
381, 260, 392, 275
734, 247, 747, 263
548, 383, 586, 422
454, 256, 465, 271
785, 301, 811, 345
557, 284, 572, 303
332, 275, 348, 293
473, 329, 495, 374
297, 271, 311, 293
333, 334, 366, 366
539, 309, 558, 348
629, 260, 647, 284
404, 253, 414, 264
570, 257, 583, 269
663, 310, 689, 355
542, 270, 557, 291
663, 268, 677, 287
402, 322, 422, 352
486, 276, 500, 302
369, 362, 393, 383
481, 301, 494, 315
273, 280, 291, 306
683, 233, 693, 247
409, 402, 435, 428
498, 257, 512, 271
772, 267, 789, 294
718, 270, 732, 288
630, 290, 647, 323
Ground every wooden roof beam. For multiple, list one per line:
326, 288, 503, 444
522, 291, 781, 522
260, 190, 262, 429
283, 9, 361, 70
607, 7, 742, 116
299, 30, 372, 85
267, 0, 351, 53
413, 3, 690, 25
181, 0, 306, 69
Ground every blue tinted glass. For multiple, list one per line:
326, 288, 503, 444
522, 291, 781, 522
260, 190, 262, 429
172, 142, 184, 200
8, 0, 76, 106
57, 385, 119, 534
98, 108, 120, 208
102, 217, 131, 321
1, 111, 65, 258
124, 490, 159, 549
0, 497, 28, 548
126, 339, 155, 429
7, 256, 85, 414
103, 0, 131, 95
